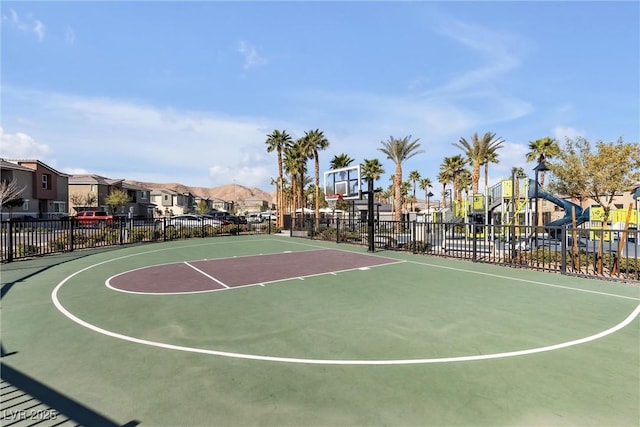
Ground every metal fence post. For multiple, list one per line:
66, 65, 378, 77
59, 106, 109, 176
560, 226, 567, 274
472, 217, 477, 262
7, 220, 13, 263
412, 220, 417, 254
70, 217, 75, 252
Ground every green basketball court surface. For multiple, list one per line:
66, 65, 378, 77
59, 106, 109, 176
1, 235, 638, 426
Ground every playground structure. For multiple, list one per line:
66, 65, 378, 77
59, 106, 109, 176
320, 165, 638, 248
446, 177, 639, 242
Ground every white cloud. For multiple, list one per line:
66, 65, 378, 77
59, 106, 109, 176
553, 126, 585, 142
237, 40, 267, 71
3, 87, 276, 188
0, 127, 52, 159
3, 9, 45, 40
33, 19, 45, 41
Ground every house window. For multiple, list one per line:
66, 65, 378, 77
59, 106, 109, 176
141, 191, 148, 200
42, 174, 51, 189
90, 184, 96, 192
22, 200, 29, 211
53, 201, 66, 213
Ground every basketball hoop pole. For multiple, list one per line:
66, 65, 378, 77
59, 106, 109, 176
365, 177, 375, 252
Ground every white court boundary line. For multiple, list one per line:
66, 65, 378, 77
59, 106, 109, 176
183, 261, 229, 288
52, 241, 640, 365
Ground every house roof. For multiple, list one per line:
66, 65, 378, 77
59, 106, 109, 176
149, 187, 180, 195
69, 174, 124, 186
122, 181, 152, 191
3, 158, 70, 177
0, 159, 34, 173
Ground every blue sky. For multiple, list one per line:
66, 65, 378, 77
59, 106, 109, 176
2, 1, 638, 196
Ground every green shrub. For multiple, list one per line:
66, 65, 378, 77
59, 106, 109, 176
48, 235, 69, 251
16, 243, 39, 257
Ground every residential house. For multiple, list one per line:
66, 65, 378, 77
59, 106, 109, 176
121, 181, 155, 218
194, 195, 213, 213
149, 188, 196, 217
240, 196, 270, 214
0, 159, 70, 220
68, 174, 124, 214
210, 196, 233, 212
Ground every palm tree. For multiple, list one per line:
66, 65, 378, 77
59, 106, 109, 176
437, 170, 451, 209
378, 136, 424, 221
526, 136, 561, 227
361, 158, 385, 181
265, 129, 292, 228
330, 153, 354, 170
481, 141, 502, 192
407, 170, 421, 212
419, 177, 432, 210
440, 155, 467, 205
453, 132, 504, 194
456, 169, 473, 216
401, 181, 412, 213
526, 137, 560, 189
301, 129, 330, 227
283, 140, 307, 228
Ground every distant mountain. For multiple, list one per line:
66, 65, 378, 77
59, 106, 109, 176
126, 181, 276, 205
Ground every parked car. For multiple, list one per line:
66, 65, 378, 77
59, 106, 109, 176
207, 211, 246, 224
74, 210, 114, 227
247, 214, 263, 223
260, 212, 277, 221
165, 214, 224, 228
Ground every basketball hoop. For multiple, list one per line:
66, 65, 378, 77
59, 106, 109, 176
337, 193, 344, 201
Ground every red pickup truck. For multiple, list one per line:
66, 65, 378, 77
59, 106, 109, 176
74, 210, 114, 227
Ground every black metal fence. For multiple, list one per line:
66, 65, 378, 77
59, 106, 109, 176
1, 217, 274, 263
290, 214, 640, 283
3, 215, 639, 283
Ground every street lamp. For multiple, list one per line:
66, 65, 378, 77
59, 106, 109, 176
426, 191, 434, 232
427, 191, 433, 213
533, 160, 550, 247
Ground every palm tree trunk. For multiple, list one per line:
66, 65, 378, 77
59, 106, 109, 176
277, 154, 284, 228
314, 153, 320, 228
394, 165, 402, 222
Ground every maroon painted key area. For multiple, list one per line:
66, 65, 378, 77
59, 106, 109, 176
108, 249, 397, 293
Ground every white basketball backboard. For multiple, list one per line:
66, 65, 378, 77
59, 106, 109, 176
323, 165, 362, 201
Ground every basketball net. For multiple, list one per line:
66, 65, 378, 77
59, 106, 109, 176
327, 193, 343, 212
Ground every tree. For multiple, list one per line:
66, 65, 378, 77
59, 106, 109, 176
283, 139, 308, 228
361, 158, 385, 181
440, 155, 467, 206
301, 129, 330, 227
456, 169, 473, 215
265, 129, 292, 228
407, 170, 421, 212
105, 189, 130, 214
195, 200, 209, 214
526, 136, 561, 189
330, 153, 354, 170
526, 136, 561, 227
70, 192, 97, 212
378, 135, 424, 221
419, 177, 433, 210
548, 137, 640, 272
437, 170, 451, 209
0, 178, 26, 218
548, 137, 640, 222
453, 132, 504, 193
